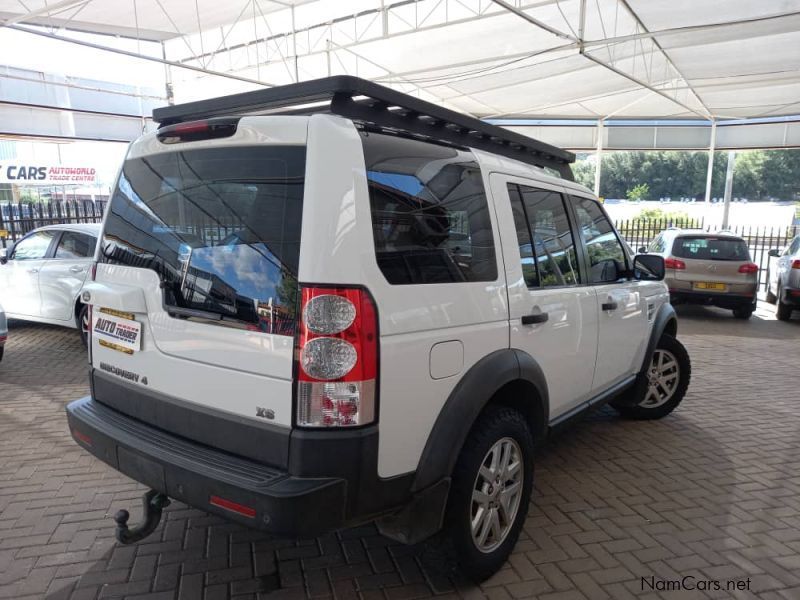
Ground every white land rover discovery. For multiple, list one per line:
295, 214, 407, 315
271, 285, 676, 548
67, 76, 690, 580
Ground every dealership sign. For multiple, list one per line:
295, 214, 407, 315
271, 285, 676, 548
0, 162, 97, 184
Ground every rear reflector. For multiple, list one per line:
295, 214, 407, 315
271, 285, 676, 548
157, 118, 239, 144
738, 263, 759, 274
209, 495, 256, 518
71, 428, 92, 447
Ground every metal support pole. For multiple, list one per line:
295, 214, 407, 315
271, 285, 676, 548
722, 151, 735, 229
161, 41, 174, 105
594, 119, 604, 197
704, 120, 716, 202
291, 5, 299, 82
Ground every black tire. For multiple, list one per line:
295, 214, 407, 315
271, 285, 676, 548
776, 299, 793, 321
732, 306, 753, 319
765, 284, 777, 304
614, 334, 690, 420
442, 406, 534, 582
77, 304, 90, 347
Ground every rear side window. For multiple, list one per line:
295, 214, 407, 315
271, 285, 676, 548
672, 236, 750, 261
361, 133, 497, 285
509, 184, 580, 287
55, 232, 95, 259
101, 146, 305, 335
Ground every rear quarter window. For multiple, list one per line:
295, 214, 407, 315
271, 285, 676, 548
361, 132, 497, 285
672, 236, 750, 261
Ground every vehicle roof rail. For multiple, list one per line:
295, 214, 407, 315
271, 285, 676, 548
152, 75, 575, 180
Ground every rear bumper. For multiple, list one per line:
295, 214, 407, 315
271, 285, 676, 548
67, 396, 347, 537
669, 289, 756, 309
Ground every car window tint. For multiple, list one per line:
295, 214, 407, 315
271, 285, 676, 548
12, 230, 55, 260
516, 185, 580, 287
788, 237, 800, 255
573, 198, 627, 284
361, 132, 497, 285
55, 232, 95, 259
507, 184, 539, 287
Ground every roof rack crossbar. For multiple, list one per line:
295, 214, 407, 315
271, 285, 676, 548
153, 76, 575, 179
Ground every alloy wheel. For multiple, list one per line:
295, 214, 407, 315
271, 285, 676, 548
641, 349, 680, 408
470, 437, 523, 553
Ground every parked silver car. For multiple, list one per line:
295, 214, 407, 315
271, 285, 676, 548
0, 224, 100, 345
641, 229, 758, 319
767, 235, 800, 321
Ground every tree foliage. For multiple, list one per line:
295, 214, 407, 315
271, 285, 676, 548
573, 149, 800, 201
626, 183, 649, 201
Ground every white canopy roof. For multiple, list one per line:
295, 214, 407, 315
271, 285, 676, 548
1, 0, 799, 121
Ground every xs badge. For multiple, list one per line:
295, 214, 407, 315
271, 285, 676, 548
256, 407, 275, 420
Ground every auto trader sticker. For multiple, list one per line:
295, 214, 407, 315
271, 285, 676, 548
93, 310, 141, 353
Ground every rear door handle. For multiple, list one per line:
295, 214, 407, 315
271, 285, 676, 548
602, 301, 619, 311
521, 312, 549, 325
69, 265, 84, 273
27, 268, 39, 274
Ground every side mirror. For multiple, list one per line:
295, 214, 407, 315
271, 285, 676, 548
767, 248, 780, 257
634, 254, 665, 281
0, 247, 7, 265
637, 246, 647, 254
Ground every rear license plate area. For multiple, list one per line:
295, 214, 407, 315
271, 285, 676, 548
118, 446, 166, 491
693, 282, 727, 291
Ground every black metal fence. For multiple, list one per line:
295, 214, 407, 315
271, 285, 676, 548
1, 200, 796, 292
0, 200, 106, 247
615, 217, 799, 291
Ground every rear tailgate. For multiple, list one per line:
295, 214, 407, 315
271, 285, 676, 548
670, 235, 753, 288
87, 118, 307, 464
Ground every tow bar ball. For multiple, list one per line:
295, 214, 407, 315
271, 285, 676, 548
114, 489, 171, 544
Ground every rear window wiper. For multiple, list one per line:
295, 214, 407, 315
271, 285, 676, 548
167, 306, 222, 321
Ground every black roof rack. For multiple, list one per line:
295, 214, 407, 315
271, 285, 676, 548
153, 75, 575, 180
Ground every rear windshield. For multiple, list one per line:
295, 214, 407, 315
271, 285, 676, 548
672, 236, 750, 261
101, 146, 305, 335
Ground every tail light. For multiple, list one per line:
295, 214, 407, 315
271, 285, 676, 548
738, 263, 759, 274
665, 257, 686, 270
792, 260, 800, 270
295, 287, 378, 428
156, 118, 239, 144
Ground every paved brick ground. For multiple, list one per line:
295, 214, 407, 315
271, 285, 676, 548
1, 302, 799, 600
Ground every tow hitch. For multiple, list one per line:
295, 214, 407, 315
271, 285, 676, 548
113, 489, 171, 544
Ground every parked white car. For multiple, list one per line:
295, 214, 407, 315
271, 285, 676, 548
66, 77, 691, 580
0, 224, 100, 346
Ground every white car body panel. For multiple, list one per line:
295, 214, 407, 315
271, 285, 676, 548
488, 172, 598, 417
